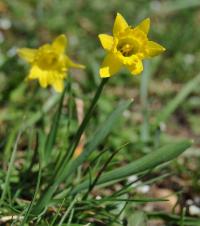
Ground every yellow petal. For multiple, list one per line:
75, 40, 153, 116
51, 79, 64, 92
28, 65, 42, 79
28, 65, 48, 87
18, 48, 36, 63
145, 41, 166, 57
113, 13, 128, 36
52, 34, 67, 53
65, 56, 85, 69
98, 34, 114, 51
38, 72, 48, 88
127, 60, 143, 75
135, 18, 150, 34
99, 53, 122, 78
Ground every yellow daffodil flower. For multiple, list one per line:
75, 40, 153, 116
18, 35, 84, 92
99, 13, 166, 77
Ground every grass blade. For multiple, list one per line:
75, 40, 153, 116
58, 196, 77, 226
154, 74, 200, 127
140, 59, 161, 142
45, 86, 67, 163
21, 150, 42, 224
0, 130, 22, 206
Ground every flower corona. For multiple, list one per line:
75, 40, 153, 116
99, 13, 166, 77
18, 35, 84, 92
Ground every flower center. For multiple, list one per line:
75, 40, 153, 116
36, 46, 59, 70
117, 38, 139, 57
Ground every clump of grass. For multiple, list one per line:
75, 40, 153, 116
0, 75, 193, 225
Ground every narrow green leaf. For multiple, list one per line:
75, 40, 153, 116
140, 59, 161, 142
71, 141, 191, 194
45, 86, 66, 162
96, 198, 168, 203
154, 74, 200, 127
58, 196, 77, 226
61, 224, 90, 226
3, 127, 18, 164
0, 130, 22, 206
21, 150, 42, 225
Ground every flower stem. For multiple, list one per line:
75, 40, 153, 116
55, 78, 109, 177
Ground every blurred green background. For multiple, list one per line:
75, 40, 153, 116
0, 0, 200, 224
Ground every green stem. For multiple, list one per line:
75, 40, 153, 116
55, 77, 109, 178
